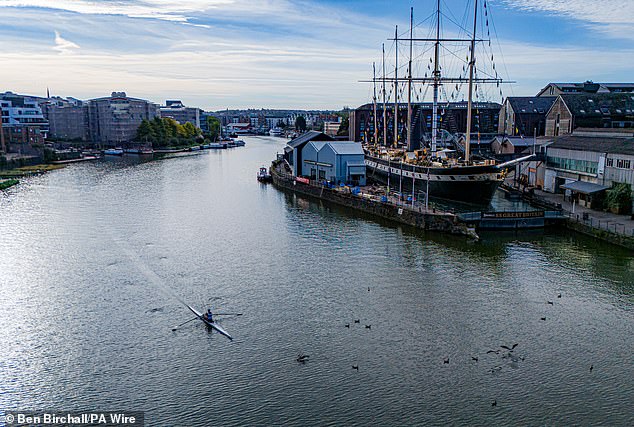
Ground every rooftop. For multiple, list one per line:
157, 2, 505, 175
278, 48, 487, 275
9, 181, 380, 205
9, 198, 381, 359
507, 97, 555, 114
323, 141, 364, 155
549, 134, 634, 155
560, 93, 634, 117
288, 131, 333, 149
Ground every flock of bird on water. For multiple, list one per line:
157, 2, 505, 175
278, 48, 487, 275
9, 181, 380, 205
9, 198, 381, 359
293, 289, 595, 408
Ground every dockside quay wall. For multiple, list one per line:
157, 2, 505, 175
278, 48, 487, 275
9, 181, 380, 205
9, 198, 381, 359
271, 163, 477, 239
564, 218, 634, 251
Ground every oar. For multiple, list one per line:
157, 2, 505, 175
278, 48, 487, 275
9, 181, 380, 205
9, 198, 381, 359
214, 313, 243, 316
172, 317, 199, 331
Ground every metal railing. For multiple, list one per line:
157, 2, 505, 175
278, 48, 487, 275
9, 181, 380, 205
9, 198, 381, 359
564, 210, 634, 237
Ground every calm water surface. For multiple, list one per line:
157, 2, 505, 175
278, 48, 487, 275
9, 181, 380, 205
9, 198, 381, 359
1, 136, 633, 426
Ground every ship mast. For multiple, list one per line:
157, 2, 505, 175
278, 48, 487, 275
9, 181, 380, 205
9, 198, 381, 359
382, 43, 387, 148
393, 26, 398, 148
373, 62, 378, 146
406, 7, 413, 152
465, 0, 478, 163
431, 0, 440, 154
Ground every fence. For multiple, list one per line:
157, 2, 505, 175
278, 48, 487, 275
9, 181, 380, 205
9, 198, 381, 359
565, 210, 634, 237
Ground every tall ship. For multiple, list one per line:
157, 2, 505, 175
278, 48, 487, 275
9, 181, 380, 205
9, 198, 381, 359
362, 0, 531, 205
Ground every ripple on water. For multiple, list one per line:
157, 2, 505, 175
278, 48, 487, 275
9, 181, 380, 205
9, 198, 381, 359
0, 137, 632, 425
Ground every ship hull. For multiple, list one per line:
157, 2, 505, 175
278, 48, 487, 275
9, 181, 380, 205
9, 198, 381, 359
365, 155, 503, 205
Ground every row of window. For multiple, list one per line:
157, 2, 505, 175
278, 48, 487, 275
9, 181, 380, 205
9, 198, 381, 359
605, 158, 632, 170
547, 156, 598, 174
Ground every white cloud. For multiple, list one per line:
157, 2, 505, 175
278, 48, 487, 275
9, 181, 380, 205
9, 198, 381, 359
500, 0, 634, 38
0, 0, 233, 21
53, 30, 80, 54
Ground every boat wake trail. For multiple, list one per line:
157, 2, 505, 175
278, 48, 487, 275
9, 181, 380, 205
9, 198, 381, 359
109, 235, 188, 308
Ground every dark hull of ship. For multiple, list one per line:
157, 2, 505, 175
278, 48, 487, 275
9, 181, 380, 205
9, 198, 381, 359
365, 155, 503, 205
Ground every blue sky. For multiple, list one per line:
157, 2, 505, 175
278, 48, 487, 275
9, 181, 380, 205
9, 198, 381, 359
0, 0, 631, 110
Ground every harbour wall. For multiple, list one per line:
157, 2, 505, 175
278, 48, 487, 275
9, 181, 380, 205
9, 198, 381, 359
271, 163, 478, 239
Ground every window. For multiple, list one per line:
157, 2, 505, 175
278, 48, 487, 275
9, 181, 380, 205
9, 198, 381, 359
547, 156, 598, 174
616, 159, 632, 169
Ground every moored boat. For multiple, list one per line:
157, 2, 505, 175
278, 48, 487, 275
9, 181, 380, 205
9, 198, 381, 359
103, 148, 124, 156
209, 142, 227, 149
269, 127, 283, 137
257, 166, 272, 182
362, 1, 529, 205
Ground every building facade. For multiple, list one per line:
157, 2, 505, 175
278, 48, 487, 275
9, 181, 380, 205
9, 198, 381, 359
159, 100, 201, 128
300, 140, 366, 185
87, 92, 159, 146
42, 97, 89, 141
542, 130, 634, 210
0, 92, 48, 148
498, 97, 555, 137
545, 93, 634, 136
350, 101, 501, 150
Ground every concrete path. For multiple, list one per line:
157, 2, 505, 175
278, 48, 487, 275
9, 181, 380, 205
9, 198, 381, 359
532, 188, 634, 237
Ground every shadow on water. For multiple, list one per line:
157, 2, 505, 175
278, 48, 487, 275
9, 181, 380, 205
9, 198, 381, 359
281, 190, 634, 299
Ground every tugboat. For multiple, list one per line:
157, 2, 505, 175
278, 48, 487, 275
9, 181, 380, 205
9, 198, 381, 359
257, 166, 272, 183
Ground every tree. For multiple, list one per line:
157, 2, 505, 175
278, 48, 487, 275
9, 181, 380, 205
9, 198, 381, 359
337, 116, 349, 136
182, 122, 198, 138
136, 119, 154, 143
605, 182, 632, 214
295, 116, 307, 132
277, 119, 287, 129
206, 116, 221, 141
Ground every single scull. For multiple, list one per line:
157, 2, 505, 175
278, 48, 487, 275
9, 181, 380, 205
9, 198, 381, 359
186, 304, 233, 340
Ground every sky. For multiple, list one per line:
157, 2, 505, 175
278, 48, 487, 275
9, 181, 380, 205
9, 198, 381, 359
0, 0, 632, 110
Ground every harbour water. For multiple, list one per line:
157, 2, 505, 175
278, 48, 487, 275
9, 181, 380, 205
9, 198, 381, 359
1, 136, 633, 426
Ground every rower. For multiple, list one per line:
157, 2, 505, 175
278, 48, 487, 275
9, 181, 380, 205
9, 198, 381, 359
206, 309, 213, 322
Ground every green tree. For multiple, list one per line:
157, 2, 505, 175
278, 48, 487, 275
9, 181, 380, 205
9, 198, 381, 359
605, 182, 632, 214
151, 116, 168, 146
136, 119, 154, 143
337, 116, 349, 136
295, 116, 307, 132
182, 122, 199, 138
206, 116, 221, 141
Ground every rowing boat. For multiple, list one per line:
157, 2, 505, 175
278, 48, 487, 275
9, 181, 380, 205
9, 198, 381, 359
186, 304, 233, 340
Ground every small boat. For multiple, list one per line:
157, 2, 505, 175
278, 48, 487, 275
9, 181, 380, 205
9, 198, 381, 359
257, 166, 272, 182
103, 148, 124, 156
209, 142, 227, 149
233, 139, 246, 146
269, 127, 283, 137
124, 148, 154, 155
186, 304, 233, 340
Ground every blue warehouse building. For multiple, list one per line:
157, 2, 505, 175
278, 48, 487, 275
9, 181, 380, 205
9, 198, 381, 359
285, 131, 366, 186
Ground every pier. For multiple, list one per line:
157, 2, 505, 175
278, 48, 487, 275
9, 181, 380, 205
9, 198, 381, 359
270, 160, 478, 239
